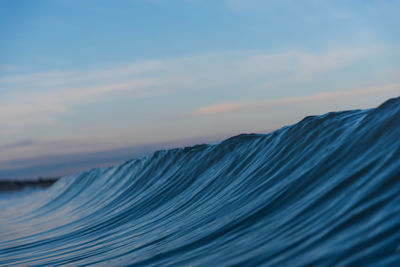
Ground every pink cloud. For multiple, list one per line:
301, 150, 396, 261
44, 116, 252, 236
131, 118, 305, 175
192, 84, 400, 116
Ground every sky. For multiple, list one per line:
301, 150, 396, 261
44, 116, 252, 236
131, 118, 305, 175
1, 0, 399, 180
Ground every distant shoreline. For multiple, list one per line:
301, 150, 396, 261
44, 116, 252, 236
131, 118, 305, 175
0, 178, 60, 192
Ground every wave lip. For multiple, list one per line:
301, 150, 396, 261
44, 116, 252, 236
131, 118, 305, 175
1, 97, 400, 266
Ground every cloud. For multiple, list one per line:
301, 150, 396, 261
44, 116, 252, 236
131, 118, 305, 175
0, 45, 395, 138
0, 140, 36, 152
191, 84, 400, 116
0, 74, 192, 127
195, 102, 246, 115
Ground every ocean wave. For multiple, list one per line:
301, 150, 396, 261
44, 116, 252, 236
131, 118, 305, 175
1, 97, 400, 266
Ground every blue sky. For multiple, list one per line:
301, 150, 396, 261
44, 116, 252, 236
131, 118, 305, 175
1, 0, 399, 179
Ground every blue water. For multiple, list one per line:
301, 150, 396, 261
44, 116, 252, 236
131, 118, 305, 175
1, 97, 400, 266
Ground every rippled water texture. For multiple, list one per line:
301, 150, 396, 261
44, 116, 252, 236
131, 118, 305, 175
1, 97, 400, 266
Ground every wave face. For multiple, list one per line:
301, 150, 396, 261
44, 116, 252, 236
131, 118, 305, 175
1, 97, 400, 266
